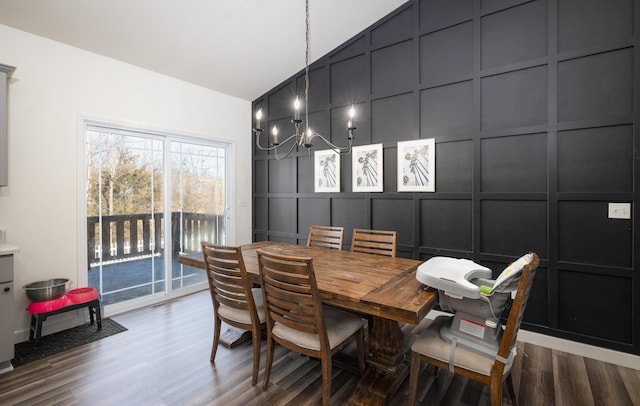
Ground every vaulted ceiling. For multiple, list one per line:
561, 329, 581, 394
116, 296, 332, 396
0, 0, 407, 101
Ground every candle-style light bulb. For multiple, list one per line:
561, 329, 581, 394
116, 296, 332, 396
306, 127, 313, 144
255, 108, 263, 129
272, 125, 279, 141
347, 105, 356, 140
293, 97, 301, 120
348, 105, 356, 129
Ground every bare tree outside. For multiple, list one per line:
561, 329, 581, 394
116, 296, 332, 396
85, 128, 227, 305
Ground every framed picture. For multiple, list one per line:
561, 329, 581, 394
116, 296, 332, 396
397, 138, 435, 192
314, 149, 340, 192
352, 143, 383, 192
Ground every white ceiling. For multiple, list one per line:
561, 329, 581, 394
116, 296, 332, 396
0, 0, 407, 101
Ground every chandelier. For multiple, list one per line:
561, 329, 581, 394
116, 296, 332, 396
252, 0, 356, 160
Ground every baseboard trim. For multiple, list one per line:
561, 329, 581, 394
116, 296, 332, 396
518, 329, 640, 371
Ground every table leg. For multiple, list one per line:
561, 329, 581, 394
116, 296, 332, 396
347, 316, 409, 405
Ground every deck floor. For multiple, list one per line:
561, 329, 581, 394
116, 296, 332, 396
87, 254, 206, 305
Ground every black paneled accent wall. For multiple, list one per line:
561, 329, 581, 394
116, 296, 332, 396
252, 0, 639, 355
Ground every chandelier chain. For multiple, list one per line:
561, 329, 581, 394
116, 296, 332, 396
305, 0, 310, 133
252, 0, 355, 160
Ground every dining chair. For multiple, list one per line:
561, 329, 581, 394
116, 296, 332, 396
351, 228, 397, 257
408, 253, 540, 406
307, 224, 345, 250
201, 242, 266, 386
256, 249, 366, 406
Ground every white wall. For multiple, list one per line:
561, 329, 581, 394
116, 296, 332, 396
0, 24, 252, 339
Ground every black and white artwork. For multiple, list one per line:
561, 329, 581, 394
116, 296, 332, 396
397, 138, 435, 192
352, 143, 383, 192
314, 149, 340, 192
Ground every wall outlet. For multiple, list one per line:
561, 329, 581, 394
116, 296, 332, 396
608, 203, 631, 219
0, 228, 5, 242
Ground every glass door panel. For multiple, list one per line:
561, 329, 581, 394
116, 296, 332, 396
86, 129, 165, 305
170, 141, 226, 290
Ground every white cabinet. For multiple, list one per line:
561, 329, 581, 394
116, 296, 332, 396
0, 255, 13, 370
0, 64, 16, 187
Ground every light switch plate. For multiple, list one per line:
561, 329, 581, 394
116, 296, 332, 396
608, 203, 631, 219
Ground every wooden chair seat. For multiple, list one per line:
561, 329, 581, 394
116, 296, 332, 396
411, 316, 511, 376
271, 305, 364, 352
217, 288, 265, 325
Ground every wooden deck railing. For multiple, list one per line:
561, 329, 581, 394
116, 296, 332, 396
87, 212, 225, 266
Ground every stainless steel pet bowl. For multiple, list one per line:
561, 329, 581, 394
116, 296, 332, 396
23, 278, 70, 302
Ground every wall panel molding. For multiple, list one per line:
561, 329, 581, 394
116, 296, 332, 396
252, 0, 640, 355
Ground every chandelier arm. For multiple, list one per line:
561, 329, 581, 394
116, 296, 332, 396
254, 131, 300, 151
274, 138, 299, 160
311, 132, 354, 155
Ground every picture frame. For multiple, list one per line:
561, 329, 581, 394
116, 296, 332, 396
352, 143, 383, 192
314, 149, 340, 192
397, 138, 435, 192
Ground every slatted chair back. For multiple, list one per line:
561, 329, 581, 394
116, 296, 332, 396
257, 249, 366, 406
351, 228, 397, 257
259, 250, 323, 338
307, 225, 344, 250
497, 253, 539, 367
201, 242, 265, 386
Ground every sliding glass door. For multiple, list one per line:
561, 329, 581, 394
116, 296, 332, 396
85, 124, 228, 307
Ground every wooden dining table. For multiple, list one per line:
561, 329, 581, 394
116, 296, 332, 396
179, 241, 437, 405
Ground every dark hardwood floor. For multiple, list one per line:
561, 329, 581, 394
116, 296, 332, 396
0, 290, 638, 405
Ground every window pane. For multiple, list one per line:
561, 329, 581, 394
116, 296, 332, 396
86, 130, 166, 305
170, 141, 226, 289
